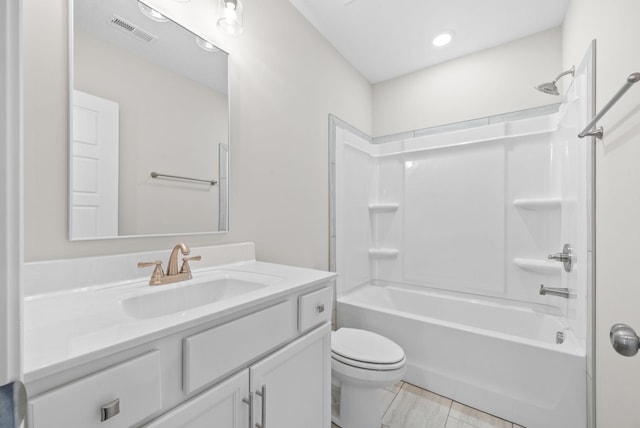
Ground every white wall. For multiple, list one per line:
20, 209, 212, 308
563, 0, 640, 426
22, 0, 372, 267
372, 27, 562, 137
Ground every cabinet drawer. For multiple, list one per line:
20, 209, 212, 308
29, 351, 162, 428
298, 287, 333, 332
183, 301, 295, 394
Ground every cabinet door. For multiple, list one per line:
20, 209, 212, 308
145, 370, 249, 428
250, 323, 331, 428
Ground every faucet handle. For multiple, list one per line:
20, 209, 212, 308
138, 261, 164, 285
180, 256, 202, 275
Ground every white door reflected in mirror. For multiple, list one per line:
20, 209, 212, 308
71, 90, 119, 239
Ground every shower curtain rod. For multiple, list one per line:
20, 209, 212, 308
578, 72, 640, 139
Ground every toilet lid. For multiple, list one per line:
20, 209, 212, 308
332, 328, 405, 366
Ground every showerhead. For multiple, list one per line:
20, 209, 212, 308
534, 66, 575, 96
535, 81, 560, 96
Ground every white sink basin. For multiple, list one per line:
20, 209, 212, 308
121, 272, 280, 319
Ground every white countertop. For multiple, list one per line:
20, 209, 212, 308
24, 260, 335, 382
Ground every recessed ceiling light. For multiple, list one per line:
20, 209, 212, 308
196, 37, 219, 52
432, 31, 454, 47
137, 2, 169, 22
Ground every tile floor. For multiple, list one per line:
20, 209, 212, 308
331, 381, 524, 428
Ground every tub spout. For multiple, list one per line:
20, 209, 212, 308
539, 285, 571, 298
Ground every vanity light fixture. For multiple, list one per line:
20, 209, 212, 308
432, 31, 454, 47
196, 36, 219, 52
138, 2, 169, 22
217, 0, 244, 37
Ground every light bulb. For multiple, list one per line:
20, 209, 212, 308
217, 0, 243, 37
138, 2, 169, 22
196, 37, 218, 52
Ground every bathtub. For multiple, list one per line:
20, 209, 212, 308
337, 282, 586, 428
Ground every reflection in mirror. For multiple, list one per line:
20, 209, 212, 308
70, 0, 229, 240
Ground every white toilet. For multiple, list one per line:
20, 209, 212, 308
331, 328, 407, 428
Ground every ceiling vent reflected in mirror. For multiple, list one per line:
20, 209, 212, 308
109, 15, 159, 44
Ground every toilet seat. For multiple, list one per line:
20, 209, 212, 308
331, 328, 406, 371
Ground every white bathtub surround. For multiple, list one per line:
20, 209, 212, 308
331, 47, 593, 428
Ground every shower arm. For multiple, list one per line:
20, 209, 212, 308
578, 72, 640, 139
553, 68, 575, 83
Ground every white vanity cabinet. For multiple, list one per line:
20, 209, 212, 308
25, 276, 334, 428
250, 324, 331, 428
29, 351, 163, 428
146, 324, 331, 428
145, 370, 249, 428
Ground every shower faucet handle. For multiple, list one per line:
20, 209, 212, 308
547, 243, 573, 272
548, 252, 570, 262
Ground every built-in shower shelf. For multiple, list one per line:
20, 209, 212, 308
513, 258, 562, 274
369, 248, 399, 258
368, 203, 400, 213
513, 198, 561, 210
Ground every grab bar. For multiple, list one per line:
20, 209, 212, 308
578, 72, 640, 139
150, 172, 217, 186
539, 285, 571, 298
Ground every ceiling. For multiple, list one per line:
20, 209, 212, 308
75, 0, 228, 94
289, 0, 569, 84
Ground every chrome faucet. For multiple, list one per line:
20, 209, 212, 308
539, 284, 572, 298
138, 243, 201, 285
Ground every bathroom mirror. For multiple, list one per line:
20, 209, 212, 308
69, 0, 229, 240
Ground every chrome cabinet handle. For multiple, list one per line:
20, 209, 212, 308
317, 304, 325, 313
243, 394, 253, 428
100, 398, 120, 422
255, 385, 267, 428
610, 323, 640, 357
547, 243, 573, 272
